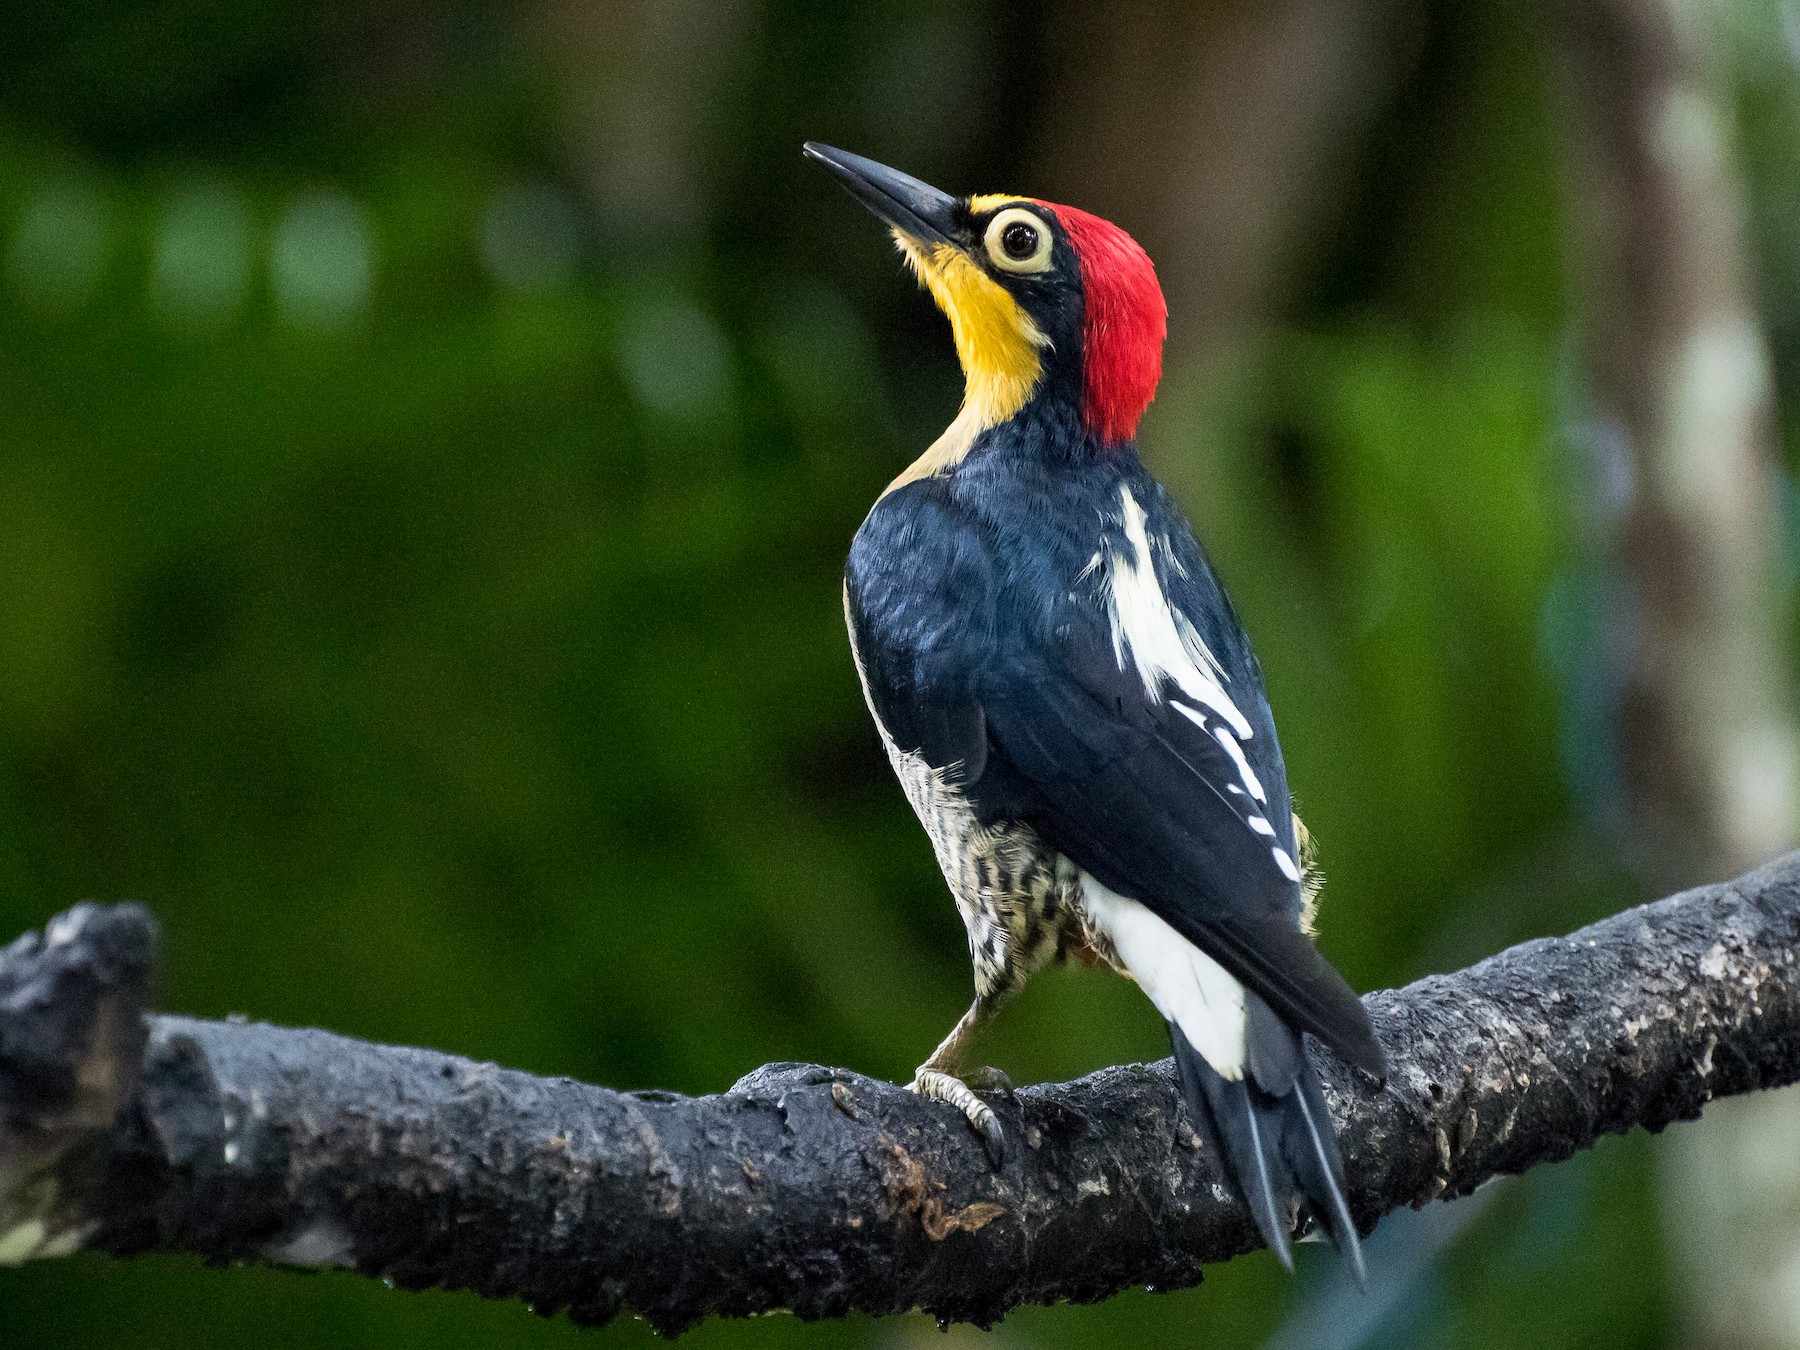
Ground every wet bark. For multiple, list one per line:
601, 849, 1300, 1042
0, 853, 1796, 1332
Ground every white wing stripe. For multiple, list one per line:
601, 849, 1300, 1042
1167, 700, 1270, 810
1100, 486, 1307, 887
1103, 487, 1254, 741
1209, 724, 1267, 806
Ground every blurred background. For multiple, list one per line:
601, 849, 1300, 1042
1, 0, 1797, 1346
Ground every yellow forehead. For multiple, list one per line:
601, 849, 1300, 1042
968, 193, 1031, 214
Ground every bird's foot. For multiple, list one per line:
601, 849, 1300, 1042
962, 1065, 1013, 1093
909, 1069, 1006, 1165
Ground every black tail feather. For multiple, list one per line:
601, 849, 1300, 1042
1285, 1066, 1366, 1286
1172, 1022, 1294, 1268
1169, 1018, 1365, 1282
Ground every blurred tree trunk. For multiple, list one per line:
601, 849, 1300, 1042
1549, 1, 1800, 1345
1033, 0, 1422, 358
531, 0, 755, 254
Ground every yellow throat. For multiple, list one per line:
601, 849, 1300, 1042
886, 222, 1048, 494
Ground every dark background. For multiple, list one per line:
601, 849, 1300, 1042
0, 2, 1795, 1346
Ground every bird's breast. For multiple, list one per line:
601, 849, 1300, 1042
880, 737, 1087, 999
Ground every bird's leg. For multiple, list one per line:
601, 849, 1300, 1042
908, 996, 1006, 1162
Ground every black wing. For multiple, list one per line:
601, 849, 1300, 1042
847, 473, 1381, 1076
977, 634, 1383, 1075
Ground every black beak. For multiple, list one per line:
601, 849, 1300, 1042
803, 143, 958, 246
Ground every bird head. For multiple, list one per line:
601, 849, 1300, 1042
805, 143, 1167, 448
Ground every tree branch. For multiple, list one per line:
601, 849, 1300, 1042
1, 855, 1798, 1333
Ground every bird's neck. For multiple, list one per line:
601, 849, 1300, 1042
883, 399, 991, 498
883, 393, 1114, 500
895, 237, 1047, 428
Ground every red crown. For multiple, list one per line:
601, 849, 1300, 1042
1044, 203, 1168, 446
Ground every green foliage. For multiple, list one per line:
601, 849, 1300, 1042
0, 1, 1765, 1345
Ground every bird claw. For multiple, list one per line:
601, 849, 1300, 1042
977, 1113, 1007, 1167
909, 1069, 1007, 1166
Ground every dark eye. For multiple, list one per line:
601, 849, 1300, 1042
1002, 221, 1039, 260
984, 207, 1053, 273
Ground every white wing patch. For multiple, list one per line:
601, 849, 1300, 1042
1104, 489, 1249, 737
1080, 873, 1246, 1079
1102, 485, 1300, 884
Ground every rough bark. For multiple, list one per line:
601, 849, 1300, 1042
0, 855, 1797, 1332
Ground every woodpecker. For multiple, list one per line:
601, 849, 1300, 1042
806, 144, 1385, 1274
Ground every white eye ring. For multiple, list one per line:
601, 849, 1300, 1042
984, 207, 1053, 274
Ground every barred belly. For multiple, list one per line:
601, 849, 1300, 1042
882, 741, 1087, 999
